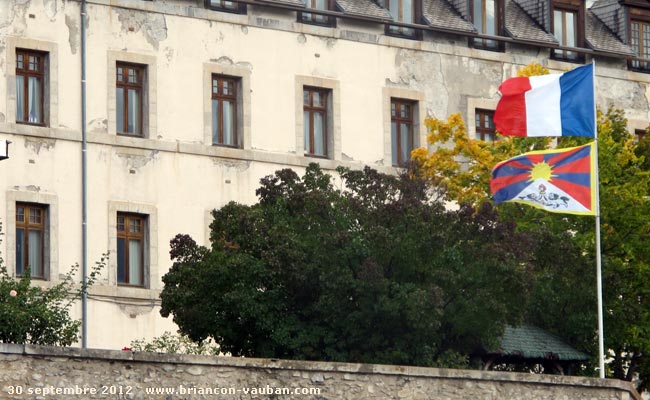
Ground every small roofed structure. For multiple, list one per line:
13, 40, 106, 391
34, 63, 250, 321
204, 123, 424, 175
479, 325, 591, 375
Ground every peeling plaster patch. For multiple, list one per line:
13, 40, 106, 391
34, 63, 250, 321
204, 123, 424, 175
318, 37, 336, 48
164, 46, 174, 63
241, 26, 248, 34
342, 152, 354, 161
0, 2, 15, 28
390, 49, 451, 115
255, 17, 280, 28
215, 56, 233, 65
211, 158, 251, 172
603, 81, 648, 112
0, 113, 5, 123
44, 0, 57, 19
339, 30, 378, 44
116, 9, 167, 50
26, 185, 41, 192
65, 14, 79, 54
297, 33, 306, 44
3, 0, 28, 33
374, 159, 384, 166
24, 137, 56, 154
119, 304, 155, 317
117, 150, 159, 170
89, 117, 108, 133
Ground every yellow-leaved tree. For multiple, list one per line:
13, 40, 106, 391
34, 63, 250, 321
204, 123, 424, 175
411, 62, 553, 206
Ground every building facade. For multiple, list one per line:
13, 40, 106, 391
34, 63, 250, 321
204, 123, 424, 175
1, 0, 649, 349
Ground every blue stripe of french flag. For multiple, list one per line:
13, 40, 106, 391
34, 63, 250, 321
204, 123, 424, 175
494, 64, 595, 137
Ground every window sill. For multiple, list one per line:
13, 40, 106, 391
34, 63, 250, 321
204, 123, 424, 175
16, 121, 47, 128
117, 132, 145, 138
305, 153, 330, 160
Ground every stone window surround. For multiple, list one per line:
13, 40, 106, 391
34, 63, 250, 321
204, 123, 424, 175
467, 98, 498, 139
107, 201, 158, 290
107, 51, 157, 138
295, 75, 342, 161
382, 87, 426, 166
627, 118, 649, 138
5, 191, 59, 282
203, 62, 252, 150
4, 37, 59, 130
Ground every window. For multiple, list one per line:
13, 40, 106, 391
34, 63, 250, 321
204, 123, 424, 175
299, 0, 335, 26
386, 0, 421, 39
551, 2, 584, 62
303, 87, 330, 157
15, 49, 46, 125
470, 0, 503, 51
116, 62, 144, 136
635, 129, 647, 142
117, 213, 146, 286
205, 0, 246, 14
630, 20, 650, 72
391, 98, 416, 166
212, 75, 239, 147
15, 203, 47, 279
475, 109, 496, 141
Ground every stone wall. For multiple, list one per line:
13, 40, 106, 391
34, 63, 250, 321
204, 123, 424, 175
0, 344, 641, 400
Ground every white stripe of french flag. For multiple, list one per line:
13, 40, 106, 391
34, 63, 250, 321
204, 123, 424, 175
494, 64, 595, 137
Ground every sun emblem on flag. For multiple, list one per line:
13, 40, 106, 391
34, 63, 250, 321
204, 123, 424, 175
529, 161, 553, 182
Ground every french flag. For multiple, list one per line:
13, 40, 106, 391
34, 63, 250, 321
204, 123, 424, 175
494, 64, 595, 137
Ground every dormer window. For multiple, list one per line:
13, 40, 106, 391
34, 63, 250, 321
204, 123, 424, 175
299, 0, 336, 27
386, 0, 422, 39
205, 0, 246, 14
551, 1, 584, 62
469, 0, 504, 52
630, 19, 650, 72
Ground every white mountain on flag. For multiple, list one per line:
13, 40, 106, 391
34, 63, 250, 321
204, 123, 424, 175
514, 178, 590, 213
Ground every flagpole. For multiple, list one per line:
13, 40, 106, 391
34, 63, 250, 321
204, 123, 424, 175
592, 60, 605, 379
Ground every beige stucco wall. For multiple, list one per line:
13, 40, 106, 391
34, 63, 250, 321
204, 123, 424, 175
0, 0, 650, 349
0, 344, 642, 400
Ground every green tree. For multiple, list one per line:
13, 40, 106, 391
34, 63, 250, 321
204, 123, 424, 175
160, 164, 531, 367
0, 224, 106, 346
413, 63, 650, 388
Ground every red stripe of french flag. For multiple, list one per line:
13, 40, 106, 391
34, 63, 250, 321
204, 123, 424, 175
493, 64, 595, 138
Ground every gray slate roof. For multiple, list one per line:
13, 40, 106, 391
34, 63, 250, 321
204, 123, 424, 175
335, 0, 391, 20
513, 0, 549, 31
590, 0, 628, 43
254, 0, 634, 57
505, 0, 557, 44
586, 10, 634, 55
423, 0, 475, 32
495, 325, 590, 361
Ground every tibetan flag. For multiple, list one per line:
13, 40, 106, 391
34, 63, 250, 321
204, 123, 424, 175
491, 142, 596, 215
494, 64, 595, 137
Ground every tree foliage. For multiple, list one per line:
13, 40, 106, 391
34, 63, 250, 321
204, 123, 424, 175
160, 164, 532, 367
413, 62, 650, 389
0, 225, 106, 346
